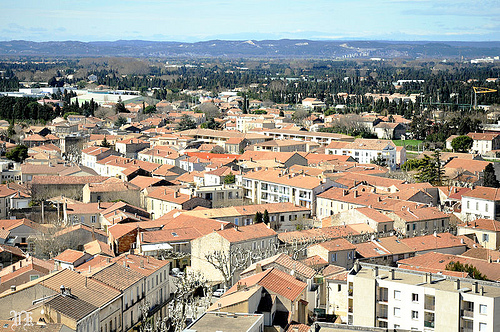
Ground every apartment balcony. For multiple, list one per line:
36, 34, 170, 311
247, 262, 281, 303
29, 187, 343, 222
461, 309, 474, 318
424, 321, 435, 328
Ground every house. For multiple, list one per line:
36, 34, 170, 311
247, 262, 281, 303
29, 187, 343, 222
0, 256, 53, 293
114, 137, 150, 159
306, 238, 356, 269
226, 267, 309, 326
53, 249, 93, 270
467, 132, 500, 154
253, 140, 308, 153
461, 186, 500, 221
54, 224, 108, 250
180, 202, 311, 231
81, 146, 120, 169
82, 178, 141, 207
0, 218, 43, 249
242, 168, 334, 213
340, 138, 399, 169
30, 175, 108, 201
302, 98, 326, 109
388, 206, 450, 236
63, 202, 114, 228
373, 122, 406, 140
145, 187, 211, 219
191, 223, 278, 285
457, 219, 500, 250
322, 207, 394, 233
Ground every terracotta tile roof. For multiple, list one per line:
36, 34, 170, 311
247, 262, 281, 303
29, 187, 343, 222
53, 249, 87, 264
217, 223, 277, 243
333, 172, 404, 189
398, 264, 468, 278
208, 285, 262, 311
31, 175, 108, 185
175, 171, 204, 183
0, 218, 43, 232
286, 323, 312, 332
301, 255, 328, 268
21, 164, 68, 175
111, 253, 169, 277
256, 268, 307, 301
84, 240, 114, 257
243, 168, 325, 190
65, 202, 113, 215
42, 268, 121, 307
23, 134, 48, 142
444, 158, 491, 174
398, 251, 500, 281
54, 223, 107, 238
462, 186, 500, 201
242, 253, 316, 279
147, 186, 193, 204
142, 227, 203, 243
278, 225, 359, 244
400, 233, 467, 252
459, 218, 500, 232
343, 138, 395, 151
130, 175, 164, 190
461, 248, 500, 262
90, 262, 143, 291
374, 236, 413, 255
391, 206, 449, 222
356, 207, 393, 223
81, 146, 112, 156
45, 294, 98, 321
182, 202, 310, 220
321, 264, 347, 277
205, 166, 233, 177
314, 238, 356, 252
325, 141, 350, 150
355, 241, 391, 258
467, 132, 500, 141
87, 178, 140, 193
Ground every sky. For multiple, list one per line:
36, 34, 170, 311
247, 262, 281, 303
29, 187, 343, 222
1, 0, 499, 42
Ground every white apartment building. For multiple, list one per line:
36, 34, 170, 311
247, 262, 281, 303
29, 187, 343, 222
461, 187, 500, 221
340, 138, 398, 169
467, 133, 500, 155
348, 263, 500, 331
241, 168, 334, 213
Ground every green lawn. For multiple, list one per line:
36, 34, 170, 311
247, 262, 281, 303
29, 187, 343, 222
393, 139, 423, 147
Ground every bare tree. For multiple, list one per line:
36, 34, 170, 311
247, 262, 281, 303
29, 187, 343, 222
166, 271, 212, 332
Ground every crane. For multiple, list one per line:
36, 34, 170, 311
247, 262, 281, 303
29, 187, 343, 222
472, 86, 497, 109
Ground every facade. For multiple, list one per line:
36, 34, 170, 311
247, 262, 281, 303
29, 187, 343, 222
340, 138, 398, 169
467, 133, 500, 154
242, 169, 333, 214
347, 262, 500, 331
457, 219, 500, 250
461, 187, 500, 221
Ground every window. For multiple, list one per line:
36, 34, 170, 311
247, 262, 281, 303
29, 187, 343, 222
479, 323, 487, 332
394, 307, 401, 317
485, 204, 488, 212
411, 310, 418, 319
412, 293, 418, 302
480, 304, 487, 315
394, 290, 401, 300
483, 234, 489, 242
91, 215, 96, 223
330, 253, 337, 262
476, 202, 479, 210
338, 284, 342, 292
467, 200, 470, 209
30, 275, 39, 281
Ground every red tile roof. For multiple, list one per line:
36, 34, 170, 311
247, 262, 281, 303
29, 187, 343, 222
217, 223, 277, 243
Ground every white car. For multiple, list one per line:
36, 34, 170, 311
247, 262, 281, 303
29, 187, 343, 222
213, 289, 225, 297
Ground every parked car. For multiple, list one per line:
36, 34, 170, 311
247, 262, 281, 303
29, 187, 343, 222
213, 289, 225, 297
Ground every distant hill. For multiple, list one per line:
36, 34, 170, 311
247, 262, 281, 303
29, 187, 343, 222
0, 39, 500, 59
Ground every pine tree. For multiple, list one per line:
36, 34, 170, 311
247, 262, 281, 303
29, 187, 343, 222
254, 211, 263, 223
263, 210, 269, 224
483, 163, 499, 188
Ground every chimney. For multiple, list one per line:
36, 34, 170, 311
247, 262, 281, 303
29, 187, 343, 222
455, 279, 461, 290
373, 266, 378, 277
424, 272, 431, 283
377, 196, 382, 202
256, 263, 262, 273
390, 268, 395, 280
88, 265, 91, 273
353, 190, 358, 198
474, 281, 479, 293
123, 260, 127, 268
480, 286, 485, 296
10, 285, 16, 292
140, 260, 144, 268
343, 190, 348, 197
488, 256, 492, 263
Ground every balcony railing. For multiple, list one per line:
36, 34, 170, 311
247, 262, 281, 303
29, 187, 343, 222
461, 309, 474, 318
424, 321, 435, 328
425, 303, 435, 311
377, 297, 388, 303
